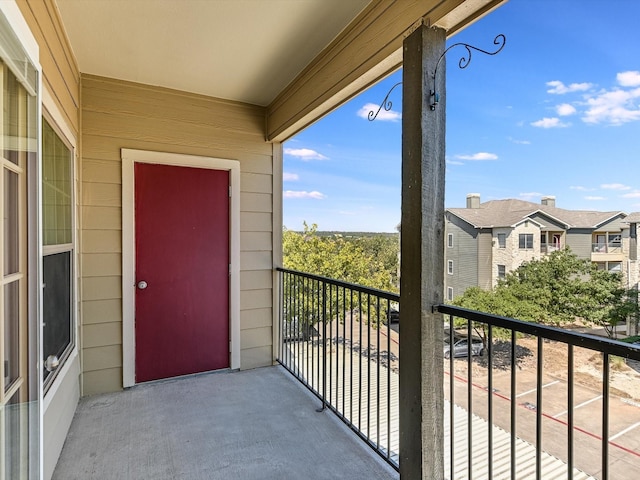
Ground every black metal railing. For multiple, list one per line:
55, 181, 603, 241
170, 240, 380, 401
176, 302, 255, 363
276, 268, 400, 469
277, 268, 640, 478
437, 304, 640, 480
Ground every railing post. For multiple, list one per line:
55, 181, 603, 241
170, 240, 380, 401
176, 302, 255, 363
317, 280, 327, 412
399, 22, 446, 480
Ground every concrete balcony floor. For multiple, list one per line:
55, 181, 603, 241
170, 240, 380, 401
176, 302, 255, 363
53, 366, 398, 480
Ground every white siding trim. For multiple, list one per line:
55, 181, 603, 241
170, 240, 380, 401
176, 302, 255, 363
121, 149, 241, 387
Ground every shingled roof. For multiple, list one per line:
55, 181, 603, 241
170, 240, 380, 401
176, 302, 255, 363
447, 198, 625, 229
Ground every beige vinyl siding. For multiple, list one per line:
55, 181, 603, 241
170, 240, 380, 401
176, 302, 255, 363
17, 0, 79, 134
81, 75, 273, 395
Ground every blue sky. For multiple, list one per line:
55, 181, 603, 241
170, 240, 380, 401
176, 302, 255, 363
282, 1, 640, 232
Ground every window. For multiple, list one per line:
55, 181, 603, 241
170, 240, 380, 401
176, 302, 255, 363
447, 260, 453, 275
447, 233, 453, 248
497, 264, 506, 279
497, 233, 506, 248
447, 287, 453, 301
608, 262, 622, 273
42, 118, 74, 390
608, 234, 621, 246
519, 233, 533, 249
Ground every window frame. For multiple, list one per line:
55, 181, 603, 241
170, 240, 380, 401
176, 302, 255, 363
41, 112, 76, 394
497, 233, 506, 249
447, 287, 453, 301
519, 233, 533, 249
497, 264, 506, 279
447, 233, 453, 248
447, 260, 453, 275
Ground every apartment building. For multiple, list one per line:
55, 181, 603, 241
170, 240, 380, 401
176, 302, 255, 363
444, 194, 630, 301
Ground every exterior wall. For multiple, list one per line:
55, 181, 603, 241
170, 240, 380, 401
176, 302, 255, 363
492, 227, 512, 285
565, 229, 593, 258
444, 213, 478, 299
81, 75, 274, 395
17, 1, 81, 478
477, 230, 493, 289
507, 221, 541, 269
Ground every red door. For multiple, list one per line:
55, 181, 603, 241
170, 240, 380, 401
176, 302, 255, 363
134, 163, 230, 382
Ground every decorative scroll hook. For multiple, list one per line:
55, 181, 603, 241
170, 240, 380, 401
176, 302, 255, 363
368, 33, 506, 120
367, 82, 402, 121
430, 33, 506, 110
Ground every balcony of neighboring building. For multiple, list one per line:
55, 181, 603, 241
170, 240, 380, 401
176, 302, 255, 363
592, 233, 625, 262
540, 232, 564, 255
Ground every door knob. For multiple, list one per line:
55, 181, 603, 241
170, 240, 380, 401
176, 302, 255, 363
137, 281, 148, 290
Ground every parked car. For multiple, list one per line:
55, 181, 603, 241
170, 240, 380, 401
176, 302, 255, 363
443, 337, 484, 359
388, 309, 400, 323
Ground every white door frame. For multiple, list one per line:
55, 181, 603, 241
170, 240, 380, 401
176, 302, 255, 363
121, 149, 240, 387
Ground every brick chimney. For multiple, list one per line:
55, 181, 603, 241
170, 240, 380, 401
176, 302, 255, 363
541, 196, 556, 207
466, 193, 481, 209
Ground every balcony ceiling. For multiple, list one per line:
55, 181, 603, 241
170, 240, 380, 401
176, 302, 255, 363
54, 0, 371, 106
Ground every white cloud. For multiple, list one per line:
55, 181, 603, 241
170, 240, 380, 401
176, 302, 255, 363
622, 191, 640, 199
617, 71, 640, 87
283, 148, 328, 161
283, 190, 326, 200
556, 103, 577, 116
531, 117, 570, 128
446, 159, 464, 166
546, 80, 593, 94
519, 192, 543, 200
357, 103, 401, 122
283, 172, 299, 181
585, 196, 606, 201
454, 152, 498, 161
601, 183, 631, 191
570, 186, 595, 192
582, 87, 640, 125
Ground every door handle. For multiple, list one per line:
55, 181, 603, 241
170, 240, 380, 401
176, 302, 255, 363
137, 281, 148, 290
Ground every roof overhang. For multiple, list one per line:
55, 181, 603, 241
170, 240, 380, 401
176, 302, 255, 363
54, 0, 507, 141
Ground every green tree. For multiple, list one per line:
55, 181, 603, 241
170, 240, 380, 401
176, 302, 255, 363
283, 222, 394, 291
281, 223, 396, 337
453, 248, 635, 338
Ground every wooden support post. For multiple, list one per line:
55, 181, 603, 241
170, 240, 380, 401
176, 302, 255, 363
399, 24, 446, 480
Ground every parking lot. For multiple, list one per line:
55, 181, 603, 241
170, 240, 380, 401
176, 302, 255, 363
445, 361, 640, 479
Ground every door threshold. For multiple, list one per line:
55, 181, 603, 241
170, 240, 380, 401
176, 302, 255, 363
128, 368, 233, 389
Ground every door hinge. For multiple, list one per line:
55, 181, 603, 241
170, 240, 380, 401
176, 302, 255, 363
229, 264, 231, 276
229, 185, 232, 197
